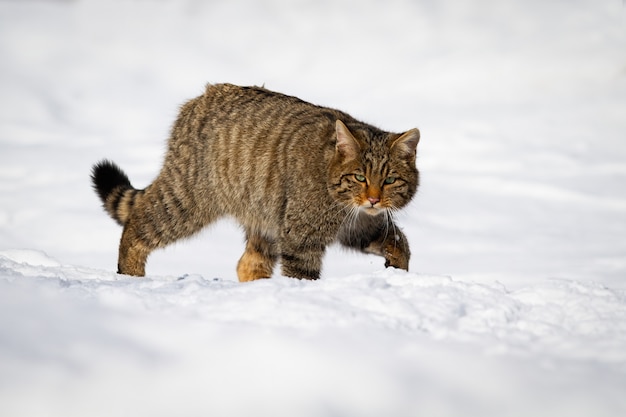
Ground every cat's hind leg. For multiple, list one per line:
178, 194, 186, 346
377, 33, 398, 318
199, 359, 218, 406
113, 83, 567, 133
237, 230, 278, 282
118, 221, 151, 276
116, 179, 219, 277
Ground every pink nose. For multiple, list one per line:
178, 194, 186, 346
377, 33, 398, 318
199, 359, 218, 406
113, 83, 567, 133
367, 197, 380, 206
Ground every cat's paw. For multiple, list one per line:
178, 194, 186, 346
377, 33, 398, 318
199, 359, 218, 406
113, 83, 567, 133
383, 245, 409, 271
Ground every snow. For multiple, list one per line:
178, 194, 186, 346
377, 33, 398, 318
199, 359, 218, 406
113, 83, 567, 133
1, 0, 625, 416
2, 251, 626, 417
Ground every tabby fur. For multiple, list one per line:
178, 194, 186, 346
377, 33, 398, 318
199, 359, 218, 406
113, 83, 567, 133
91, 83, 420, 280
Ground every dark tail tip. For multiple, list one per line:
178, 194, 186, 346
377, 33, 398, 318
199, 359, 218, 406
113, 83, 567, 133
91, 160, 132, 204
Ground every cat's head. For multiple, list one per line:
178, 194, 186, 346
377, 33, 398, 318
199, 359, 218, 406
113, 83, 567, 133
328, 120, 420, 216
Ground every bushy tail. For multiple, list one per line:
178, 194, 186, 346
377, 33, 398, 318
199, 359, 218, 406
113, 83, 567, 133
91, 160, 142, 226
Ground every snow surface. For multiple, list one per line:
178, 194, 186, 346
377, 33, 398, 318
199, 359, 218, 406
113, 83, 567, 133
1, 0, 626, 416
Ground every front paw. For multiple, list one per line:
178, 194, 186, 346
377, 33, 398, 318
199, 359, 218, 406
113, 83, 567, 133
383, 245, 409, 271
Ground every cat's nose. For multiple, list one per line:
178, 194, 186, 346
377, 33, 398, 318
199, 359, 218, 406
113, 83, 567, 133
367, 197, 380, 206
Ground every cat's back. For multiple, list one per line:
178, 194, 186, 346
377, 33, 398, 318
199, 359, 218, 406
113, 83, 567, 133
197, 83, 351, 174
202, 83, 343, 128
188, 84, 345, 226
205, 83, 303, 110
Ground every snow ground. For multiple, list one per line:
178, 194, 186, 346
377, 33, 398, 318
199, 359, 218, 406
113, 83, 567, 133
1, 0, 626, 416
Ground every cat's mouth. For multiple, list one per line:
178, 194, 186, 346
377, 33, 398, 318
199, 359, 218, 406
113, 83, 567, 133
359, 204, 384, 216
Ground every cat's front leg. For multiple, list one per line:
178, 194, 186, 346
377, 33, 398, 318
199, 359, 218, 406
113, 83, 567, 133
338, 215, 411, 271
365, 227, 411, 271
382, 230, 410, 270
280, 247, 325, 280
279, 233, 326, 280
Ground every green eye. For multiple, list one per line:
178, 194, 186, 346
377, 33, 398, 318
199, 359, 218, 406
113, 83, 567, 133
384, 177, 396, 184
354, 174, 366, 182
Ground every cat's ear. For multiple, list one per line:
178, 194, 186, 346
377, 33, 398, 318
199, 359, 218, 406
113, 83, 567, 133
391, 128, 420, 160
335, 120, 361, 160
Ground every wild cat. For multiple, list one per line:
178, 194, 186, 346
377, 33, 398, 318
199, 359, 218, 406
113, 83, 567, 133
92, 83, 420, 281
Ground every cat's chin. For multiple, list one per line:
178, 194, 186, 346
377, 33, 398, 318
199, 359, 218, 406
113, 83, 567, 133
359, 206, 384, 216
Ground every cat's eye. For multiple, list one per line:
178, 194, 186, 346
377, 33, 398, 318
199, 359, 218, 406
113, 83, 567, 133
354, 174, 367, 182
384, 176, 396, 184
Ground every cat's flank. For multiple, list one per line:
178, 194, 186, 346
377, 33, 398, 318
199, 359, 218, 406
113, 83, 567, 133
92, 83, 420, 281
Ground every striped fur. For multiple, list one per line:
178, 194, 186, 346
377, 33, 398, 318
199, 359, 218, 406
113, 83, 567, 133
92, 84, 420, 280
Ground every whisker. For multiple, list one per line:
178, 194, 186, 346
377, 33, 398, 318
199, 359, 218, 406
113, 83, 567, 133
311, 196, 361, 244
386, 206, 400, 250
382, 208, 391, 242
344, 205, 360, 244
